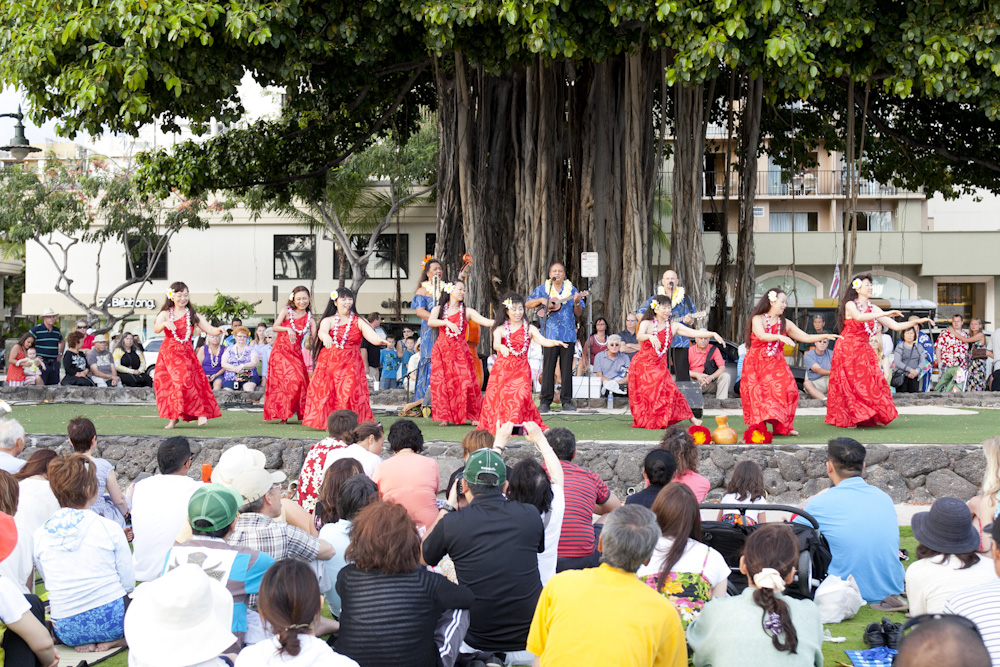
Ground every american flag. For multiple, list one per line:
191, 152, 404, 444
829, 264, 840, 298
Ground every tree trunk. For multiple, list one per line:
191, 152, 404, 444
434, 56, 465, 273
671, 82, 710, 315
729, 72, 764, 343
709, 69, 736, 336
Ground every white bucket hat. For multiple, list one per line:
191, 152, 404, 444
211, 444, 286, 487
124, 564, 236, 667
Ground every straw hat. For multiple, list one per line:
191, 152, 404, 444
210, 444, 286, 487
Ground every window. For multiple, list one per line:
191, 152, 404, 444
843, 211, 893, 232
425, 233, 436, 258
754, 275, 819, 301
768, 212, 818, 232
126, 237, 168, 280
273, 235, 316, 280
701, 212, 726, 232
333, 234, 410, 280
937, 283, 976, 322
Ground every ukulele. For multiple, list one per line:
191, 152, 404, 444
543, 289, 590, 313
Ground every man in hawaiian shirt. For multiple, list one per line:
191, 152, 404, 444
638, 269, 697, 381
526, 263, 586, 413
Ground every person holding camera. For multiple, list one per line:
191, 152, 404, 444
221, 327, 261, 392
688, 335, 730, 399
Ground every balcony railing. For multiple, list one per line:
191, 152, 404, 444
659, 170, 922, 198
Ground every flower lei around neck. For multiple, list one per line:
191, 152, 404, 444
504, 321, 530, 356
763, 314, 783, 357
545, 279, 573, 301
442, 300, 466, 338
329, 312, 355, 349
287, 307, 311, 337
656, 285, 685, 307
650, 315, 671, 357
168, 307, 192, 344
421, 278, 444, 300
854, 299, 877, 337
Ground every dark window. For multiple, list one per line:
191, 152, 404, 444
126, 237, 168, 280
425, 233, 436, 258
333, 234, 410, 280
701, 212, 725, 232
273, 235, 316, 280
843, 211, 893, 232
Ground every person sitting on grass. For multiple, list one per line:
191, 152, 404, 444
68, 416, 130, 527
625, 449, 677, 510
659, 426, 709, 502
297, 410, 360, 514
0, 512, 59, 667
718, 460, 768, 526
944, 518, 1000, 665
893, 615, 991, 667
319, 474, 379, 619
373, 419, 440, 531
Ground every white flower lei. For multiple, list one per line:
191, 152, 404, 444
650, 316, 671, 357
442, 301, 466, 339
168, 307, 192, 344
287, 307, 311, 336
656, 285, 686, 308
763, 314, 783, 357
504, 321, 530, 356
329, 313, 355, 349
421, 280, 444, 300
855, 299, 877, 337
545, 279, 574, 301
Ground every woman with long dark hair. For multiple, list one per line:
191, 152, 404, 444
741, 289, 839, 437
478, 292, 567, 434
5, 332, 40, 387
113, 332, 152, 387
826, 274, 933, 428
628, 295, 724, 429
264, 286, 315, 423
302, 288, 388, 429
400, 257, 445, 417
427, 280, 495, 426
688, 524, 823, 666
152, 281, 224, 428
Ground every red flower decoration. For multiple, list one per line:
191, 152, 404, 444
743, 424, 773, 445
688, 424, 712, 445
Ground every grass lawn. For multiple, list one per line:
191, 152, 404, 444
10, 403, 999, 444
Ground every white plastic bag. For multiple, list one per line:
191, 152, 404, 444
813, 574, 864, 624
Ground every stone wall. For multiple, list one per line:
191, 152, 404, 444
21, 434, 986, 506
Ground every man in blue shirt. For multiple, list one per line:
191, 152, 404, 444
526, 263, 585, 413
29, 308, 64, 385
796, 438, 904, 604
638, 270, 697, 382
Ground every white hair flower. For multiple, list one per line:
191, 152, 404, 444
502, 298, 514, 309
852, 278, 862, 290
165, 289, 176, 300
289, 291, 296, 301
330, 291, 338, 300
442, 283, 454, 294
767, 290, 778, 303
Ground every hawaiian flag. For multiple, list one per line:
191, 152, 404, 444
829, 264, 841, 298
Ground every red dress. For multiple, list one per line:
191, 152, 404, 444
431, 306, 482, 425
154, 312, 222, 422
302, 315, 373, 429
263, 312, 311, 422
477, 324, 547, 434
826, 319, 898, 427
740, 323, 799, 435
5, 349, 26, 384
628, 324, 693, 429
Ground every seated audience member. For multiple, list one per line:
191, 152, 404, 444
198, 332, 227, 391
688, 336, 731, 399
321, 421, 384, 478
61, 331, 96, 386
688, 524, 824, 667
256, 328, 274, 389
0, 472, 31, 599
659, 426, 709, 502
3, 452, 59, 594
804, 314, 835, 350
130, 436, 201, 582
592, 335, 630, 396
297, 410, 360, 514
893, 615, 991, 667
34, 454, 134, 651
79, 323, 95, 354
316, 458, 364, 530
718, 460, 768, 525
504, 421, 565, 586
379, 336, 401, 390
5, 332, 42, 387
637, 483, 729, 629
373, 419, 439, 531
221, 327, 261, 392
625, 449, 677, 509
944, 519, 1000, 665
238, 559, 359, 667
164, 484, 275, 649
87, 335, 120, 387
338, 502, 474, 667
527, 505, 686, 667
892, 327, 926, 394
618, 313, 641, 359
968, 436, 1000, 552
422, 450, 544, 665
113, 332, 152, 388
802, 338, 832, 400
795, 438, 904, 605
319, 475, 379, 618
0, 512, 59, 667
0, 419, 26, 474
444, 430, 495, 511
546, 427, 621, 572
125, 564, 237, 667
905, 497, 996, 615
68, 416, 130, 526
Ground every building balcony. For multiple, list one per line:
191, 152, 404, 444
660, 171, 923, 199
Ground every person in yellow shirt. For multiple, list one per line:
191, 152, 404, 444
527, 505, 686, 667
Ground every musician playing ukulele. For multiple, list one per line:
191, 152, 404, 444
637, 269, 705, 382
525, 262, 588, 414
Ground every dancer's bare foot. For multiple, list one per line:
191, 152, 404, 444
280, 419, 288, 425
788, 429, 799, 436
95, 638, 126, 651
164, 419, 178, 430
197, 416, 208, 426
438, 421, 449, 427
691, 418, 703, 427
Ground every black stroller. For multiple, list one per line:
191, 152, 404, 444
697, 503, 831, 599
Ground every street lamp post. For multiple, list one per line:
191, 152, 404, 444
0, 106, 42, 162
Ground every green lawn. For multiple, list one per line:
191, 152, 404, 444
10, 403, 999, 444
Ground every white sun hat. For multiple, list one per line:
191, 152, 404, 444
210, 444, 286, 487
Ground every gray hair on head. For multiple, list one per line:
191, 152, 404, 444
599, 505, 661, 573
0, 419, 25, 452
606, 334, 622, 346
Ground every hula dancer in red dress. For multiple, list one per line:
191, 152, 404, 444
153, 282, 224, 429
629, 295, 724, 429
302, 288, 389, 429
741, 288, 840, 437
826, 273, 933, 428
428, 280, 495, 426
478, 292, 568, 435
264, 286, 316, 424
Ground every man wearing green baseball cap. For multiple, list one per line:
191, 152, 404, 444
163, 484, 275, 650
423, 448, 545, 666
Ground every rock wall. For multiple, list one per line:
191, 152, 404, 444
21, 434, 985, 506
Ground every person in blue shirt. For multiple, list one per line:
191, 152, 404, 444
638, 270, 699, 382
525, 263, 586, 414
795, 438, 904, 605
379, 335, 401, 390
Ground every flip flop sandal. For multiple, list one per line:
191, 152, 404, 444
871, 593, 909, 612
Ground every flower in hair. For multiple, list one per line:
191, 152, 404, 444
165, 289, 176, 300
688, 424, 711, 445
420, 255, 434, 270
442, 282, 454, 294
852, 278, 862, 290
767, 290, 778, 303
503, 298, 514, 310
289, 291, 296, 301
763, 612, 783, 634
330, 291, 338, 300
